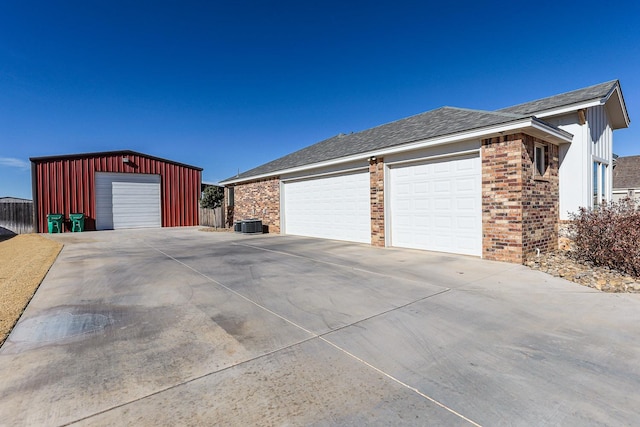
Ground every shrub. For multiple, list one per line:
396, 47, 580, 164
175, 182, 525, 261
570, 198, 640, 277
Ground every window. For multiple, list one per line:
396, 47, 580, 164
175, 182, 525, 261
227, 187, 234, 206
534, 143, 547, 177
593, 161, 608, 207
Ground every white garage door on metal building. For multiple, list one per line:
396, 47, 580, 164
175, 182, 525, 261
95, 172, 161, 230
283, 170, 370, 243
388, 154, 482, 256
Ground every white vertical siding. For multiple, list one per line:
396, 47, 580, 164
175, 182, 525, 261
587, 106, 613, 202
546, 114, 587, 220
588, 106, 613, 161
552, 106, 615, 219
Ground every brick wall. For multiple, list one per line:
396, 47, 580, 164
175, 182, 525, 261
232, 177, 281, 233
370, 157, 385, 247
482, 133, 559, 263
482, 135, 524, 262
521, 136, 559, 257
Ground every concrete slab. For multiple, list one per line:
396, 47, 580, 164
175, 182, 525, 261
73, 338, 468, 426
0, 228, 639, 426
326, 288, 640, 425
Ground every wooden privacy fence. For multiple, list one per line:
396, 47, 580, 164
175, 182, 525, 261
0, 200, 34, 234
199, 207, 224, 228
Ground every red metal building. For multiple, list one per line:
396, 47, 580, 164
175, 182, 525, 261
30, 150, 202, 233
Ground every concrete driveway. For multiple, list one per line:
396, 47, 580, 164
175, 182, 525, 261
1, 228, 639, 426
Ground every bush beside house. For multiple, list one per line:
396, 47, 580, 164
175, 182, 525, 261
570, 198, 640, 278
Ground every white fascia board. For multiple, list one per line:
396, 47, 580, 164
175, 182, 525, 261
529, 119, 574, 142
220, 118, 573, 185
532, 100, 603, 119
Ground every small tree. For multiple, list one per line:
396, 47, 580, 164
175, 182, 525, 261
200, 186, 224, 227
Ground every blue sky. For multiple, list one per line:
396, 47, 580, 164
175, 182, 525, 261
1, 0, 639, 199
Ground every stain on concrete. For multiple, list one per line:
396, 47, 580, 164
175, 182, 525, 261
10, 310, 113, 343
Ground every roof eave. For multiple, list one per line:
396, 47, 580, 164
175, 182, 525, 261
526, 99, 603, 119
603, 84, 630, 129
220, 118, 573, 185
29, 150, 203, 171
524, 82, 629, 130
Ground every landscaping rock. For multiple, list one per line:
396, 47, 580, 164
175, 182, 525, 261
526, 249, 640, 293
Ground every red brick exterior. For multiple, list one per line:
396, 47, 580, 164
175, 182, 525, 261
370, 157, 385, 247
231, 177, 281, 233
228, 133, 561, 265
482, 133, 559, 263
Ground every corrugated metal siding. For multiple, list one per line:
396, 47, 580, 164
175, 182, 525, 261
33, 153, 201, 233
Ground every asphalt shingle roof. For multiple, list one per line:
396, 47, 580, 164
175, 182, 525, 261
226, 107, 531, 181
224, 81, 619, 183
613, 155, 640, 189
498, 80, 618, 115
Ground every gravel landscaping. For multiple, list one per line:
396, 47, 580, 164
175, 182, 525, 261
526, 239, 640, 293
0, 234, 62, 346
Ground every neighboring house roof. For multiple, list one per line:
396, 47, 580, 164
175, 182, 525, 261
222, 107, 571, 183
30, 150, 203, 171
0, 197, 32, 203
613, 155, 640, 189
221, 80, 626, 185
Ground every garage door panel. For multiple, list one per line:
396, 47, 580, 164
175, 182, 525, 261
433, 219, 450, 230
96, 173, 161, 230
434, 199, 451, 210
390, 155, 481, 256
284, 171, 370, 243
457, 197, 476, 210
434, 162, 451, 174
456, 178, 476, 191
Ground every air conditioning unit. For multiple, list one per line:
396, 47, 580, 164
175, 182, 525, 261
238, 219, 263, 234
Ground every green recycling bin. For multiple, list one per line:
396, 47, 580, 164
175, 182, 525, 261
47, 213, 64, 233
70, 213, 85, 232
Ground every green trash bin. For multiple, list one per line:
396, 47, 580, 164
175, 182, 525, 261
70, 213, 85, 232
47, 213, 64, 233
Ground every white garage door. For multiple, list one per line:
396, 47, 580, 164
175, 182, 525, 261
95, 172, 161, 230
283, 170, 370, 243
389, 154, 481, 256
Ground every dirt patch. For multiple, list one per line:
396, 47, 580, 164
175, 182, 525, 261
199, 227, 233, 233
0, 234, 62, 346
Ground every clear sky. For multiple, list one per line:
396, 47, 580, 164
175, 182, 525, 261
1, 0, 639, 199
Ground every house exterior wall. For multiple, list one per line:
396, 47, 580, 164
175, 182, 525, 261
32, 153, 201, 233
549, 114, 585, 220
521, 138, 559, 256
548, 106, 614, 220
587, 105, 613, 204
481, 133, 559, 263
231, 177, 281, 233
230, 135, 561, 264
